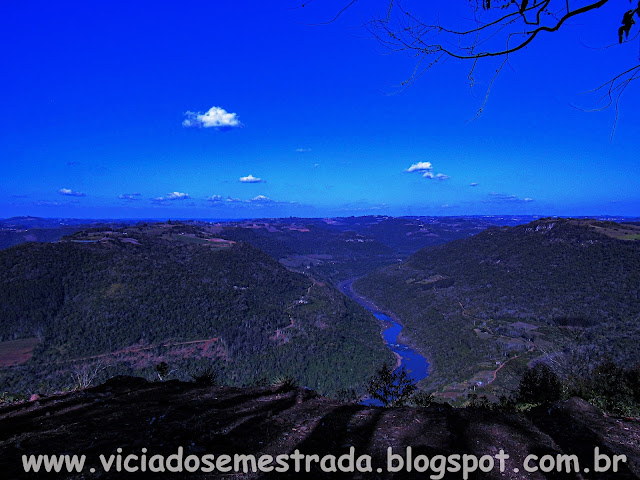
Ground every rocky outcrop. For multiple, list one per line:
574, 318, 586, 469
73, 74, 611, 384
0, 377, 638, 479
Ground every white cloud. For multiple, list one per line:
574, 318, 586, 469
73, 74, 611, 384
58, 188, 86, 197
405, 161, 433, 173
470, 182, 479, 187
166, 192, 190, 200
296, 147, 312, 153
239, 174, 264, 183
405, 162, 449, 180
118, 193, 141, 200
250, 195, 273, 203
489, 192, 534, 203
182, 106, 242, 129
152, 192, 190, 203
204, 195, 301, 207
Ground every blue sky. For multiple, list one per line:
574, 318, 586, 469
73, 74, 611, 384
1, 0, 639, 219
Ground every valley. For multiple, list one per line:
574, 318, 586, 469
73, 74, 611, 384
354, 218, 640, 401
1, 215, 640, 409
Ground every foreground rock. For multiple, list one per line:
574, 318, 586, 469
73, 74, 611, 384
0, 376, 638, 479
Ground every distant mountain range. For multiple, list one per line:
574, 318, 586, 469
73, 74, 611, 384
0, 215, 566, 283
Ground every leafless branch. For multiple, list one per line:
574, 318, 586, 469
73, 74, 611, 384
571, 64, 640, 139
311, 0, 640, 124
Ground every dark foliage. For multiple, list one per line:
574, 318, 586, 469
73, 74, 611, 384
190, 366, 219, 386
517, 364, 564, 404
155, 362, 169, 381
366, 363, 417, 407
575, 361, 640, 416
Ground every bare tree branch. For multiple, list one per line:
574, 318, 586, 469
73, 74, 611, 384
309, 0, 640, 130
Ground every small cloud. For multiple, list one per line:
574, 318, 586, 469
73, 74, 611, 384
58, 188, 86, 197
313, 164, 319, 168
165, 191, 190, 200
226, 196, 242, 203
118, 193, 141, 200
405, 161, 433, 173
488, 192, 534, 203
470, 182, 479, 187
182, 106, 242, 129
249, 195, 273, 203
208, 195, 224, 203
295, 147, 312, 153
151, 192, 190, 204
239, 174, 264, 183
405, 162, 449, 180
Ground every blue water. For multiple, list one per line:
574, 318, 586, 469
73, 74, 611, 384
339, 280, 430, 405
374, 311, 430, 383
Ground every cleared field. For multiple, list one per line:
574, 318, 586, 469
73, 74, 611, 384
0, 338, 39, 367
579, 220, 640, 241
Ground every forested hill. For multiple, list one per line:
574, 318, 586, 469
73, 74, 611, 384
403, 218, 640, 323
0, 223, 393, 395
354, 219, 640, 395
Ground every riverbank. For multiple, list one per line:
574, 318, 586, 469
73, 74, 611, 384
337, 278, 404, 326
338, 277, 431, 385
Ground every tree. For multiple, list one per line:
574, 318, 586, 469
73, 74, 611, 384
367, 362, 417, 406
322, 1, 640, 126
70, 361, 107, 390
517, 363, 564, 404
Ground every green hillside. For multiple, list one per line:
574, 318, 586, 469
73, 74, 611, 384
0, 223, 393, 395
354, 219, 640, 396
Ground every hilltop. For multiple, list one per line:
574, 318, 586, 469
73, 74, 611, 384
354, 219, 640, 398
0, 222, 392, 396
0, 215, 549, 284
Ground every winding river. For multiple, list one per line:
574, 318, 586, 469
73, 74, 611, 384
338, 279, 430, 404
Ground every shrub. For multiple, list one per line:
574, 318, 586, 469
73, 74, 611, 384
517, 364, 563, 404
410, 391, 434, 407
190, 366, 219, 386
270, 375, 298, 392
155, 362, 169, 381
580, 361, 640, 416
367, 363, 417, 407
335, 388, 359, 403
